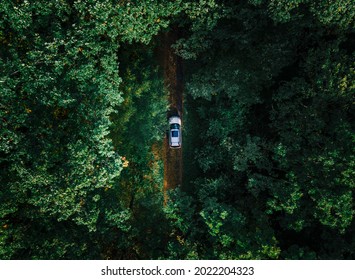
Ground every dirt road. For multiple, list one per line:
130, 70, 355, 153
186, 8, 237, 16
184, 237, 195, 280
162, 31, 183, 200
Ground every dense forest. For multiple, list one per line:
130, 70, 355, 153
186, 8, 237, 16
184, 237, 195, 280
1, 0, 354, 259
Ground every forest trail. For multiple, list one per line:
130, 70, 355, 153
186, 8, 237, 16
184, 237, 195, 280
162, 31, 183, 202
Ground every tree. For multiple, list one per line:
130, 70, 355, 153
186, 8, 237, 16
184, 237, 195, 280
178, 0, 354, 259
0, 0, 175, 259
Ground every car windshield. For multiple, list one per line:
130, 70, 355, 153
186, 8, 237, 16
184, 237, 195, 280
170, 123, 180, 129
171, 131, 179, 137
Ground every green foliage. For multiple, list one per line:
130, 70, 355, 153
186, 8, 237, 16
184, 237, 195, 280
107, 42, 168, 259
1, 0, 354, 260
250, 0, 355, 28
270, 43, 354, 233
110, 43, 167, 208
0, 0, 169, 259
163, 189, 199, 259
179, 0, 355, 259
114, 0, 184, 44
173, 0, 232, 59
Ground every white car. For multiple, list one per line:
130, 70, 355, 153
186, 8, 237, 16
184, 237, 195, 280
168, 116, 181, 148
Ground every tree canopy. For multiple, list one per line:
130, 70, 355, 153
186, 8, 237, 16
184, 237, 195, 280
1, 0, 354, 259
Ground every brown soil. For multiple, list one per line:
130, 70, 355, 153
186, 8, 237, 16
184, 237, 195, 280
161, 30, 183, 202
